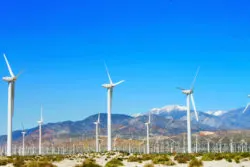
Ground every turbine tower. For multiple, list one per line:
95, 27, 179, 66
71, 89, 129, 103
177, 67, 200, 153
102, 64, 124, 151
145, 113, 151, 154
37, 105, 43, 155
3, 54, 21, 156
243, 95, 250, 113
21, 123, 26, 156
94, 113, 100, 152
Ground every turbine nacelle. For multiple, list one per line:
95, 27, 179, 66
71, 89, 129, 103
94, 121, 99, 125
37, 121, 43, 125
2, 76, 16, 82
182, 89, 193, 95
21, 131, 26, 135
102, 84, 113, 89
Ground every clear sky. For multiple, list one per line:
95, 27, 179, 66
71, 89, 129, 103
0, 0, 250, 135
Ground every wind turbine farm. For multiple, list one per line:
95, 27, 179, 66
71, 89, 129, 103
1, 0, 250, 166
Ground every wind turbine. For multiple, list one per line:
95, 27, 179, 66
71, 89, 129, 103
21, 123, 26, 156
102, 64, 124, 151
94, 113, 100, 152
37, 105, 43, 155
145, 113, 151, 154
3, 54, 21, 156
243, 95, 250, 113
177, 67, 200, 153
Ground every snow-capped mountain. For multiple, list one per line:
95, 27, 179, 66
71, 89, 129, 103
150, 105, 187, 114
206, 110, 227, 116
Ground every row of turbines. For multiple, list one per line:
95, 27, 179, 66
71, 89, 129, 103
2, 54, 250, 156
1, 133, 250, 155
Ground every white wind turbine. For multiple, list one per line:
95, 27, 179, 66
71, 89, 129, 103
3, 54, 21, 156
94, 113, 100, 152
177, 67, 200, 153
243, 95, 250, 113
21, 123, 26, 156
145, 113, 151, 154
37, 106, 43, 155
102, 64, 124, 151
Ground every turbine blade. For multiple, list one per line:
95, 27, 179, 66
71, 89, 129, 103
21, 123, 24, 131
15, 70, 24, 79
41, 105, 43, 122
243, 103, 250, 113
149, 112, 151, 124
114, 80, 125, 86
3, 54, 15, 77
190, 66, 200, 90
191, 94, 199, 121
104, 63, 113, 84
176, 87, 185, 90
97, 113, 100, 123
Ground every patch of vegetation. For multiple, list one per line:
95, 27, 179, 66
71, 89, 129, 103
174, 154, 194, 164
105, 158, 124, 167
13, 156, 25, 167
201, 153, 215, 161
25, 161, 57, 167
143, 163, 154, 167
188, 158, 203, 167
152, 155, 175, 166
127, 155, 143, 163
75, 158, 101, 167
0, 158, 9, 165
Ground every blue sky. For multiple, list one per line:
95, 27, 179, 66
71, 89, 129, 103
0, 0, 250, 134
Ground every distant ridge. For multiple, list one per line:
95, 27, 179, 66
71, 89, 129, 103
0, 105, 249, 145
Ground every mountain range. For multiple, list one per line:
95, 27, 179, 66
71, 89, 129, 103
0, 105, 249, 145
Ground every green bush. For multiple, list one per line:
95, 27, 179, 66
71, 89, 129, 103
201, 153, 215, 161
188, 158, 203, 167
26, 161, 57, 167
143, 163, 154, 167
0, 159, 9, 165
105, 158, 123, 167
75, 158, 101, 167
152, 155, 175, 166
13, 156, 25, 167
127, 155, 142, 162
234, 156, 241, 164
174, 154, 194, 164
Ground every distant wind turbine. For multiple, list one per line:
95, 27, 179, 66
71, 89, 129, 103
94, 113, 100, 152
145, 113, 151, 154
102, 63, 124, 151
21, 123, 26, 156
177, 67, 200, 153
37, 105, 43, 155
3, 54, 21, 156
243, 95, 250, 113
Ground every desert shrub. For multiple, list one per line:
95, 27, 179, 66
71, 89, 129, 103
201, 153, 215, 161
141, 154, 154, 161
174, 154, 194, 164
127, 155, 142, 162
143, 163, 154, 167
105, 158, 123, 167
75, 159, 101, 167
40, 161, 56, 167
152, 155, 175, 166
234, 156, 241, 164
214, 154, 223, 160
226, 158, 232, 163
188, 158, 203, 167
13, 156, 25, 167
0, 158, 9, 165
